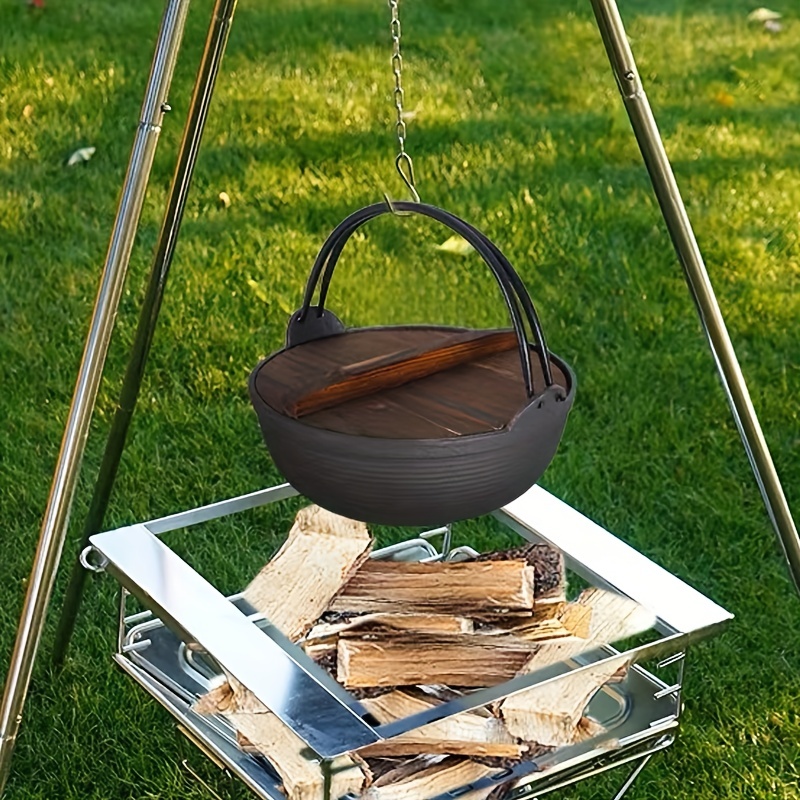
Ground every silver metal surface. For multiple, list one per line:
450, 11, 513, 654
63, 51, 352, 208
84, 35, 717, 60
115, 656, 286, 800
0, 1, 191, 791
590, 0, 800, 593
147, 483, 298, 535
79, 546, 107, 574
90, 482, 729, 763
181, 760, 227, 800
112, 520, 685, 800
90, 525, 381, 757
498, 486, 733, 635
610, 754, 654, 800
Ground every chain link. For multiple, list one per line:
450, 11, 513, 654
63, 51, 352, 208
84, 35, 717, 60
388, 0, 419, 202
390, 0, 406, 153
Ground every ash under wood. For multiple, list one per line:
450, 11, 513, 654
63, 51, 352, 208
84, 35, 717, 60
194, 506, 655, 800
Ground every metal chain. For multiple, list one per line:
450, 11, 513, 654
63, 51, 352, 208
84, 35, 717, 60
388, 0, 420, 202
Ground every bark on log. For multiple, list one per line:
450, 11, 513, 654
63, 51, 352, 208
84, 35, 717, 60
331, 560, 535, 616
244, 505, 372, 641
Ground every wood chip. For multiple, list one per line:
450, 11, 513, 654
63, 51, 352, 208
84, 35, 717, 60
244, 505, 372, 641
331, 559, 534, 616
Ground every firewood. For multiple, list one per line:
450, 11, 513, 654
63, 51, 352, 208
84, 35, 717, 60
475, 543, 563, 593
337, 634, 537, 688
364, 756, 502, 800
243, 505, 372, 641
303, 613, 474, 660
480, 598, 592, 641
307, 613, 474, 643
331, 560, 535, 616
499, 654, 630, 746
194, 677, 368, 800
357, 690, 526, 759
516, 588, 656, 673
557, 600, 593, 638
496, 589, 654, 746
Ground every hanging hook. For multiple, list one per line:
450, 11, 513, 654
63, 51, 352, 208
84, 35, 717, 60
395, 151, 420, 203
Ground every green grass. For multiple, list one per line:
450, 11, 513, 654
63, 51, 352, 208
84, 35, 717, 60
1, 0, 799, 797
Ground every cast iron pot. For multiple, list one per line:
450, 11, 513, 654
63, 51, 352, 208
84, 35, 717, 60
249, 201, 575, 526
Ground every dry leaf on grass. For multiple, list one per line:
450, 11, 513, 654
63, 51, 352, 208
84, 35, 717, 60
747, 8, 781, 22
66, 146, 95, 166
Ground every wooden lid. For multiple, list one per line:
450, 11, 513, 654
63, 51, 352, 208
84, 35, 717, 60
254, 327, 568, 439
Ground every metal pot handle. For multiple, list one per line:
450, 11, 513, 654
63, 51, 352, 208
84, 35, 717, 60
292, 201, 554, 394
317, 203, 553, 388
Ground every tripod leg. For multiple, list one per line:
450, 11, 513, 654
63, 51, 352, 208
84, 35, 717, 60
590, 0, 800, 593
0, 1, 191, 793
51, 0, 240, 669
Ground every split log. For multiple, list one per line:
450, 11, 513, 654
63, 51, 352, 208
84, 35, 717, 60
480, 597, 592, 641
304, 613, 474, 660
307, 613, 474, 644
499, 654, 629, 747
357, 690, 526, 759
474, 543, 565, 598
516, 588, 656, 673
557, 601, 593, 639
331, 560, 535, 616
243, 505, 372, 641
337, 634, 537, 688
497, 588, 654, 746
364, 756, 502, 800
194, 677, 368, 800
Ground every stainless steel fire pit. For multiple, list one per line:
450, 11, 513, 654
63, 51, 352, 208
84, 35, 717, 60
83, 483, 731, 800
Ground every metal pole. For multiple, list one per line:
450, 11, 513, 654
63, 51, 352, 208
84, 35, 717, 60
52, 0, 239, 670
590, 0, 800, 593
0, 0, 191, 791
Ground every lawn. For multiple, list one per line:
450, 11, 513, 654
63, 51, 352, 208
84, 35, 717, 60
1, 0, 799, 797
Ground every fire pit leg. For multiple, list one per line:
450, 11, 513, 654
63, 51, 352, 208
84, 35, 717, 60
610, 753, 653, 800
590, 0, 800, 594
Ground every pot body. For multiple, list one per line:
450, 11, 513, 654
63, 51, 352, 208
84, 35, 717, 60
249, 353, 575, 526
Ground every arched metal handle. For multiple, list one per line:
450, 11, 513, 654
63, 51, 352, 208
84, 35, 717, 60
294, 201, 555, 394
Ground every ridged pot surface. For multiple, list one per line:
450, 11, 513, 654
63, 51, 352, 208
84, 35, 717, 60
249, 353, 574, 526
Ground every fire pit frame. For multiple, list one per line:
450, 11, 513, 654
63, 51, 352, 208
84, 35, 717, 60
84, 482, 731, 800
